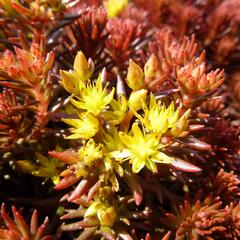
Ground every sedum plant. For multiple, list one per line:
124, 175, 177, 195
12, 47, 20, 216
48, 50, 227, 238
0, 0, 239, 240
0, 203, 52, 240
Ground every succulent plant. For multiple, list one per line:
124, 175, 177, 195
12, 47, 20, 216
0, 203, 52, 240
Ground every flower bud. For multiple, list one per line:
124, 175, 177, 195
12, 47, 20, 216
144, 54, 159, 78
126, 59, 144, 90
99, 206, 117, 226
17, 160, 37, 173
60, 70, 84, 95
74, 51, 94, 82
128, 89, 147, 111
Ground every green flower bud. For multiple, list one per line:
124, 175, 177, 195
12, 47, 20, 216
126, 59, 144, 90
60, 69, 84, 95
99, 206, 117, 226
144, 54, 159, 78
74, 51, 94, 82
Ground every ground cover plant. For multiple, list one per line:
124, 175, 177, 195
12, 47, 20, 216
0, 0, 239, 239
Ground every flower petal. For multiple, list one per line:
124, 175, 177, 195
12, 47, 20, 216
132, 157, 145, 173
153, 152, 174, 164
145, 159, 158, 173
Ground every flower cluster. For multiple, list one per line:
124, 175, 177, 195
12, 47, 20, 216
48, 48, 213, 238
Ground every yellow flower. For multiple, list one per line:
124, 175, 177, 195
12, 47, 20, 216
60, 51, 94, 96
78, 139, 103, 166
91, 127, 123, 191
74, 161, 89, 178
63, 113, 99, 139
17, 153, 64, 184
110, 123, 174, 173
84, 200, 117, 226
73, 139, 103, 178
101, 95, 128, 125
70, 75, 115, 116
134, 94, 179, 135
101, 126, 123, 153
85, 187, 117, 226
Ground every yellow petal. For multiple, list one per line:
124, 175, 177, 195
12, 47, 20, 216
145, 159, 158, 173
132, 157, 145, 173
153, 152, 174, 164
131, 122, 143, 139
